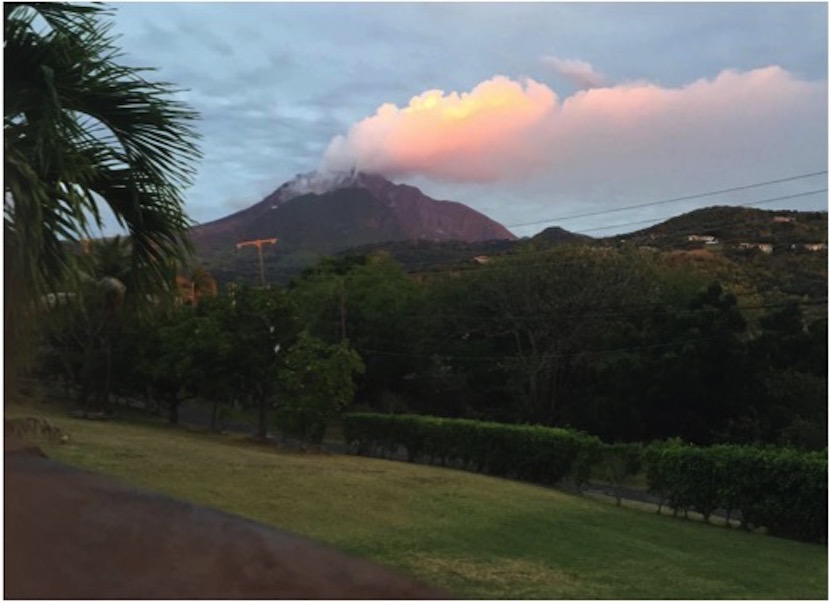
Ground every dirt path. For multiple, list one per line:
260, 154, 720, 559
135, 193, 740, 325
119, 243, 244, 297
4, 437, 446, 599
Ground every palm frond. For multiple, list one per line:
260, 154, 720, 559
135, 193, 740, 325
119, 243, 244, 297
5, 1, 202, 304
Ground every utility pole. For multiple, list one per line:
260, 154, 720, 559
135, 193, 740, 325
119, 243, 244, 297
339, 276, 347, 342
236, 238, 277, 287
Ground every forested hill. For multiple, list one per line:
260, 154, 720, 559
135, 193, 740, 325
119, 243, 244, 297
530, 226, 594, 246
615, 206, 827, 248
609, 207, 827, 310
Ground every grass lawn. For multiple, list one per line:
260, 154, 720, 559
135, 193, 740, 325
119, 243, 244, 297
7, 401, 828, 599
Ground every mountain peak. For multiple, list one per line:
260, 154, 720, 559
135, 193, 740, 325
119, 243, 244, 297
275, 169, 386, 202
191, 171, 516, 261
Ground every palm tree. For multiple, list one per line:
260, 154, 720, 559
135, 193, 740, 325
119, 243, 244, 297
4, 2, 201, 382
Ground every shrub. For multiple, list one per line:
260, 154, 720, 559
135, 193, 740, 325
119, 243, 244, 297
645, 441, 827, 542
342, 413, 602, 485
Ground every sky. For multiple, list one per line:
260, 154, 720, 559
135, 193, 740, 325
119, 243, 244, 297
105, 2, 828, 238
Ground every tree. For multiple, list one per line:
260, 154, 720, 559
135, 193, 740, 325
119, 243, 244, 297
178, 293, 245, 431
78, 238, 130, 407
431, 246, 663, 425
4, 2, 200, 384
36, 236, 133, 407
219, 285, 297, 439
276, 332, 365, 448
746, 303, 828, 448
573, 280, 753, 444
289, 252, 425, 411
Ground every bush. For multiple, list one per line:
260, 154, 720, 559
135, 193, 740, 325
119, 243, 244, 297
645, 441, 827, 542
342, 413, 602, 485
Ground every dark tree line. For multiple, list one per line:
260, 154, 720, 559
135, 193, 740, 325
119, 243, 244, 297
284, 246, 826, 449
35, 244, 826, 450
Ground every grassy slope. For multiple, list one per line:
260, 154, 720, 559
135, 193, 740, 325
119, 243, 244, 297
8, 403, 827, 600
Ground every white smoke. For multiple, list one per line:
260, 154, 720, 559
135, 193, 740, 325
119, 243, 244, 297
278, 168, 359, 202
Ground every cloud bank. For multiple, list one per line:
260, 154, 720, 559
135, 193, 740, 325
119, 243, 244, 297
320, 66, 827, 190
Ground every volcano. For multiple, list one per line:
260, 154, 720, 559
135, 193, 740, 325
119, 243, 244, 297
190, 171, 515, 258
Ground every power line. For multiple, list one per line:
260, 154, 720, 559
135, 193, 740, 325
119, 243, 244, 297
296, 189, 827, 278
311, 298, 827, 328
397, 200, 827, 278
360, 331, 772, 364
357, 298, 827, 363
578, 188, 828, 235
506, 170, 828, 229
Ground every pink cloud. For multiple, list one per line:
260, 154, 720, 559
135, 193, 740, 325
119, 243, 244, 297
320, 67, 826, 187
323, 76, 557, 182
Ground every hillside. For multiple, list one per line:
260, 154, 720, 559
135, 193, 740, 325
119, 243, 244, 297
612, 207, 828, 308
531, 225, 594, 245
16, 401, 828, 600
336, 238, 517, 273
616, 206, 827, 248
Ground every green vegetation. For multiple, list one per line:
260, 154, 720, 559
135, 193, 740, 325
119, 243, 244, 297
35, 244, 827, 451
276, 331, 365, 445
343, 412, 603, 484
11, 402, 826, 600
645, 442, 826, 541
344, 413, 828, 543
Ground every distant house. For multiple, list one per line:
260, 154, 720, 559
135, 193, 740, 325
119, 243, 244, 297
802, 243, 827, 252
472, 255, 490, 265
687, 234, 717, 243
772, 216, 796, 223
737, 242, 773, 254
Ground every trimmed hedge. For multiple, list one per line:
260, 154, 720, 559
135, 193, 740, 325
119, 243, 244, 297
645, 442, 827, 543
342, 413, 602, 485
342, 413, 827, 544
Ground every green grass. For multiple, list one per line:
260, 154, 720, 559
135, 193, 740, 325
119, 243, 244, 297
8, 402, 827, 599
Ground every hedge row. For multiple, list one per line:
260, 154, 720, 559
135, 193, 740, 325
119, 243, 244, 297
342, 413, 827, 543
646, 442, 827, 543
341, 412, 602, 485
